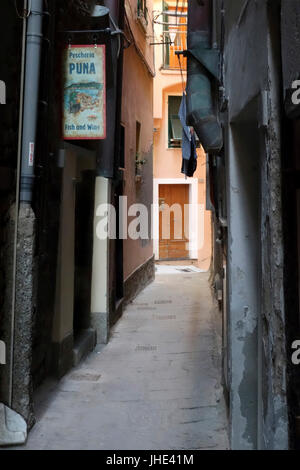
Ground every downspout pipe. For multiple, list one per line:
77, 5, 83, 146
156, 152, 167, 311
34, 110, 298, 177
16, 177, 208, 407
186, 0, 223, 153
20, 0, 44, 203
113, 0, 125, 175
94, 0, 121, 178
0, 0, 31, 447
103, 0, 119, 25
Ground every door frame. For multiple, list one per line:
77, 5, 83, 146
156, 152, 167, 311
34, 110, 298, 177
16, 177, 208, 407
153, 178, 199, 260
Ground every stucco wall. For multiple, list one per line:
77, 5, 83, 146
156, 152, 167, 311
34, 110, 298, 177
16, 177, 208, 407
125, 0, 154, 73
122, 1, 154, 281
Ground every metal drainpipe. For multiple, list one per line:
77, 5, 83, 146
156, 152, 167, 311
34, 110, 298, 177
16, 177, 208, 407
20, 0, 44, 203
103, 0, 119, 24
113, 0, 125, 175
96, 0, 121, 178
186, 0, 223, 153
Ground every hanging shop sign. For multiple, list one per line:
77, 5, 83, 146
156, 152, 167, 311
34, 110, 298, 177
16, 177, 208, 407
63, 44, 106, 140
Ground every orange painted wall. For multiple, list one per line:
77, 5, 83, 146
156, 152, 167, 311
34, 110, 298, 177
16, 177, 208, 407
153, 0, 212, 270
122, 0, 154, 280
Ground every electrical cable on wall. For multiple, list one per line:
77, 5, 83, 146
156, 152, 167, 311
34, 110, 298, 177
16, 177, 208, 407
177, 53, 186, 96
15, 0, 31, 18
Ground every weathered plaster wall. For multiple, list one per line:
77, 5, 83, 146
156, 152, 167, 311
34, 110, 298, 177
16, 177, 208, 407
224, 0, 268, 122
226, 114, 262, 450
260, 1, 289, 449
223, 0, 288, 450
125, 0, 154, 74
280, 0, 300, 449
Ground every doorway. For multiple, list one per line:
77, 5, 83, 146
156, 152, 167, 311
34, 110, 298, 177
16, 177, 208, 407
73, 170, 95, 337
51, 144, 97, 376
159, 184, 189, 260
153, 178, 199, 261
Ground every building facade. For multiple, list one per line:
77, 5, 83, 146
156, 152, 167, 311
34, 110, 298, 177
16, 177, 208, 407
153, 0, 211, 269
185, 0, 300, 450
0, 0, 154, 443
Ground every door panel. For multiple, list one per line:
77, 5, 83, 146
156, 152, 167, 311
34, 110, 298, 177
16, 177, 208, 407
74, 170, 95, 335
159, 184, 189, 260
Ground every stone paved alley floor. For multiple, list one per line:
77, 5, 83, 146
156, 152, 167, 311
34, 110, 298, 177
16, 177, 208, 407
21, 266, 228, 450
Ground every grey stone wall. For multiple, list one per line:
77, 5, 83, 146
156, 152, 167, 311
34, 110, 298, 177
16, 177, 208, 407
13, 204, 37, 428
0, 203, 16, 407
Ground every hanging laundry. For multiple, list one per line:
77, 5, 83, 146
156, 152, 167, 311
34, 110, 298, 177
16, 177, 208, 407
178, 94, 197, 177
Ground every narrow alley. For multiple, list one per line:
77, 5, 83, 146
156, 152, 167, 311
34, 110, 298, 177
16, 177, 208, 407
21, 267, 228, 450
2, 0, 300, 452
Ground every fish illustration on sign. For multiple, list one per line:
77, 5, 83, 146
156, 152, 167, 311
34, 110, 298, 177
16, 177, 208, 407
63, 45, 106, 140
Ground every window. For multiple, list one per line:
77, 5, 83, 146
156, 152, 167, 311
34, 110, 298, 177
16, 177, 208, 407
162, 1, 187, 70
137, 0, 148, 25
168, 96, 182, 148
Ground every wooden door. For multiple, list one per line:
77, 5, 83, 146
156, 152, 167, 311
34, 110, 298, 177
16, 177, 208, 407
159, 184, 189, 260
